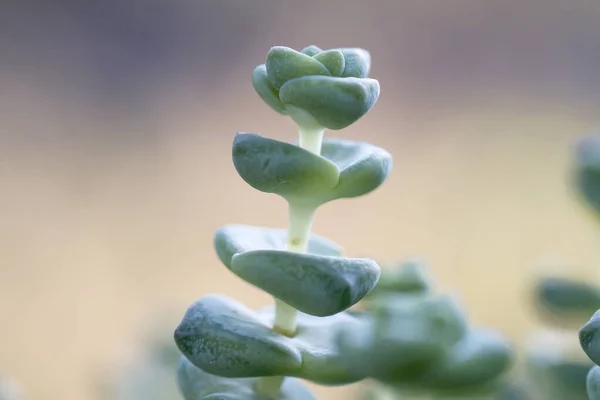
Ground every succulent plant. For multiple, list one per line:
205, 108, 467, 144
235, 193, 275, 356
172, 44, 391, 399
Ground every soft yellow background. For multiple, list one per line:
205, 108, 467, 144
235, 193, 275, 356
2, 1, 600, 399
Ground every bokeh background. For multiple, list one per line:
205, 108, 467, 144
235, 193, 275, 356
2, 1, 600, 399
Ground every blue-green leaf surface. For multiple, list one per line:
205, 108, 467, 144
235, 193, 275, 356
175, 295, 368, 385
214, 224, 380, 316
177, 356, 315, 400
232, 134, 392, 206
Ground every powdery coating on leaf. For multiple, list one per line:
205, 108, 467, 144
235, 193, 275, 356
174, 295, 368, 385
174, 295, 302, 378
278, 76, 380, 130
252, 45, 379, 130
214, 224, 343, 270
232, 250, 381, 316
232, 132, 340, 199
231, 133, 392, 206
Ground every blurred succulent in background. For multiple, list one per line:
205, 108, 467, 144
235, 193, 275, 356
575, 132, 600, 399
98, 333, 182, 400
347, 261, 515, 399
0, 377, 23, 400
172, 45, 391, 399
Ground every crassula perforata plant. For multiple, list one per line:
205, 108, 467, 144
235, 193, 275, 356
172, 45, 391, 399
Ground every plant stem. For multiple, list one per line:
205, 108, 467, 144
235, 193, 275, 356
273, 203, 316, 335
254, 376, 286, 398
298, 126, 325, 155
256, 127, 322, 398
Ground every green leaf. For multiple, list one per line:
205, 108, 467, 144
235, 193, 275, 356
588, 366, 600, 400
279, 76, 380, 130
338, 293, 468, 384
252, 65, 287, 115
174, 295, 302, 378
420, 328, 513, 392
232, 133, 340, 200
535, 276, 600, 318
320, 138, 392, 200
214, 224, 342, 269
175, 295, 368, 385
265, 46, 331, 90
313, 50, 345, 77
232, 134, 392, 206
300, 45, 322, 57
177, 356, 315, 400
338, 48, 371, 78
580, 310, 600, 365
232, 249, 380, 316
214, 224, 380, 316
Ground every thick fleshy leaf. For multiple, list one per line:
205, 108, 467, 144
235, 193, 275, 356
214, 224, 379, 316
265, 46, 331, 90
420, 328, 513, 391
174, 295, 367, 385
214, 224, 342, 268
338, 293, 468, 384
580, 310, 600, 365
535, 276, 600, 317
232, 134, 392, 206
338, 48, 371, 78
177, 356, 315, 400
588, 366, 600, 400
279, 76, 380, 130
313, 50, 345, 77
232, 133, 339, 199
300, 45, 322, 57
320, 138, 392, 201
174, 295, 302, 378
252, 65, 287, 115
232, 249, 380, 316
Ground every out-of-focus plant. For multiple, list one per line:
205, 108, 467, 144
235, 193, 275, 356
347, 261, 514, 400
172, 44, 391, 399
0, 377, 22, 400
98, 334, 182, 400
575, 134, 600, 399
519, 275, 597, 400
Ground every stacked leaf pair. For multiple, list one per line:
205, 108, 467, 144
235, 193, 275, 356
173, 45, 392, 399
574, 134, 600, 399
344, 261, 514, 399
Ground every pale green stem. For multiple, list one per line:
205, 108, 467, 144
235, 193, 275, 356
256, 127, 322, 398
254, 376, 286, 398
273, 203, 316, 335
298, 126, 325, 155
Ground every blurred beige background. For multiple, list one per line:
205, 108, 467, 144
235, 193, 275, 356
2, 1, 600, 399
